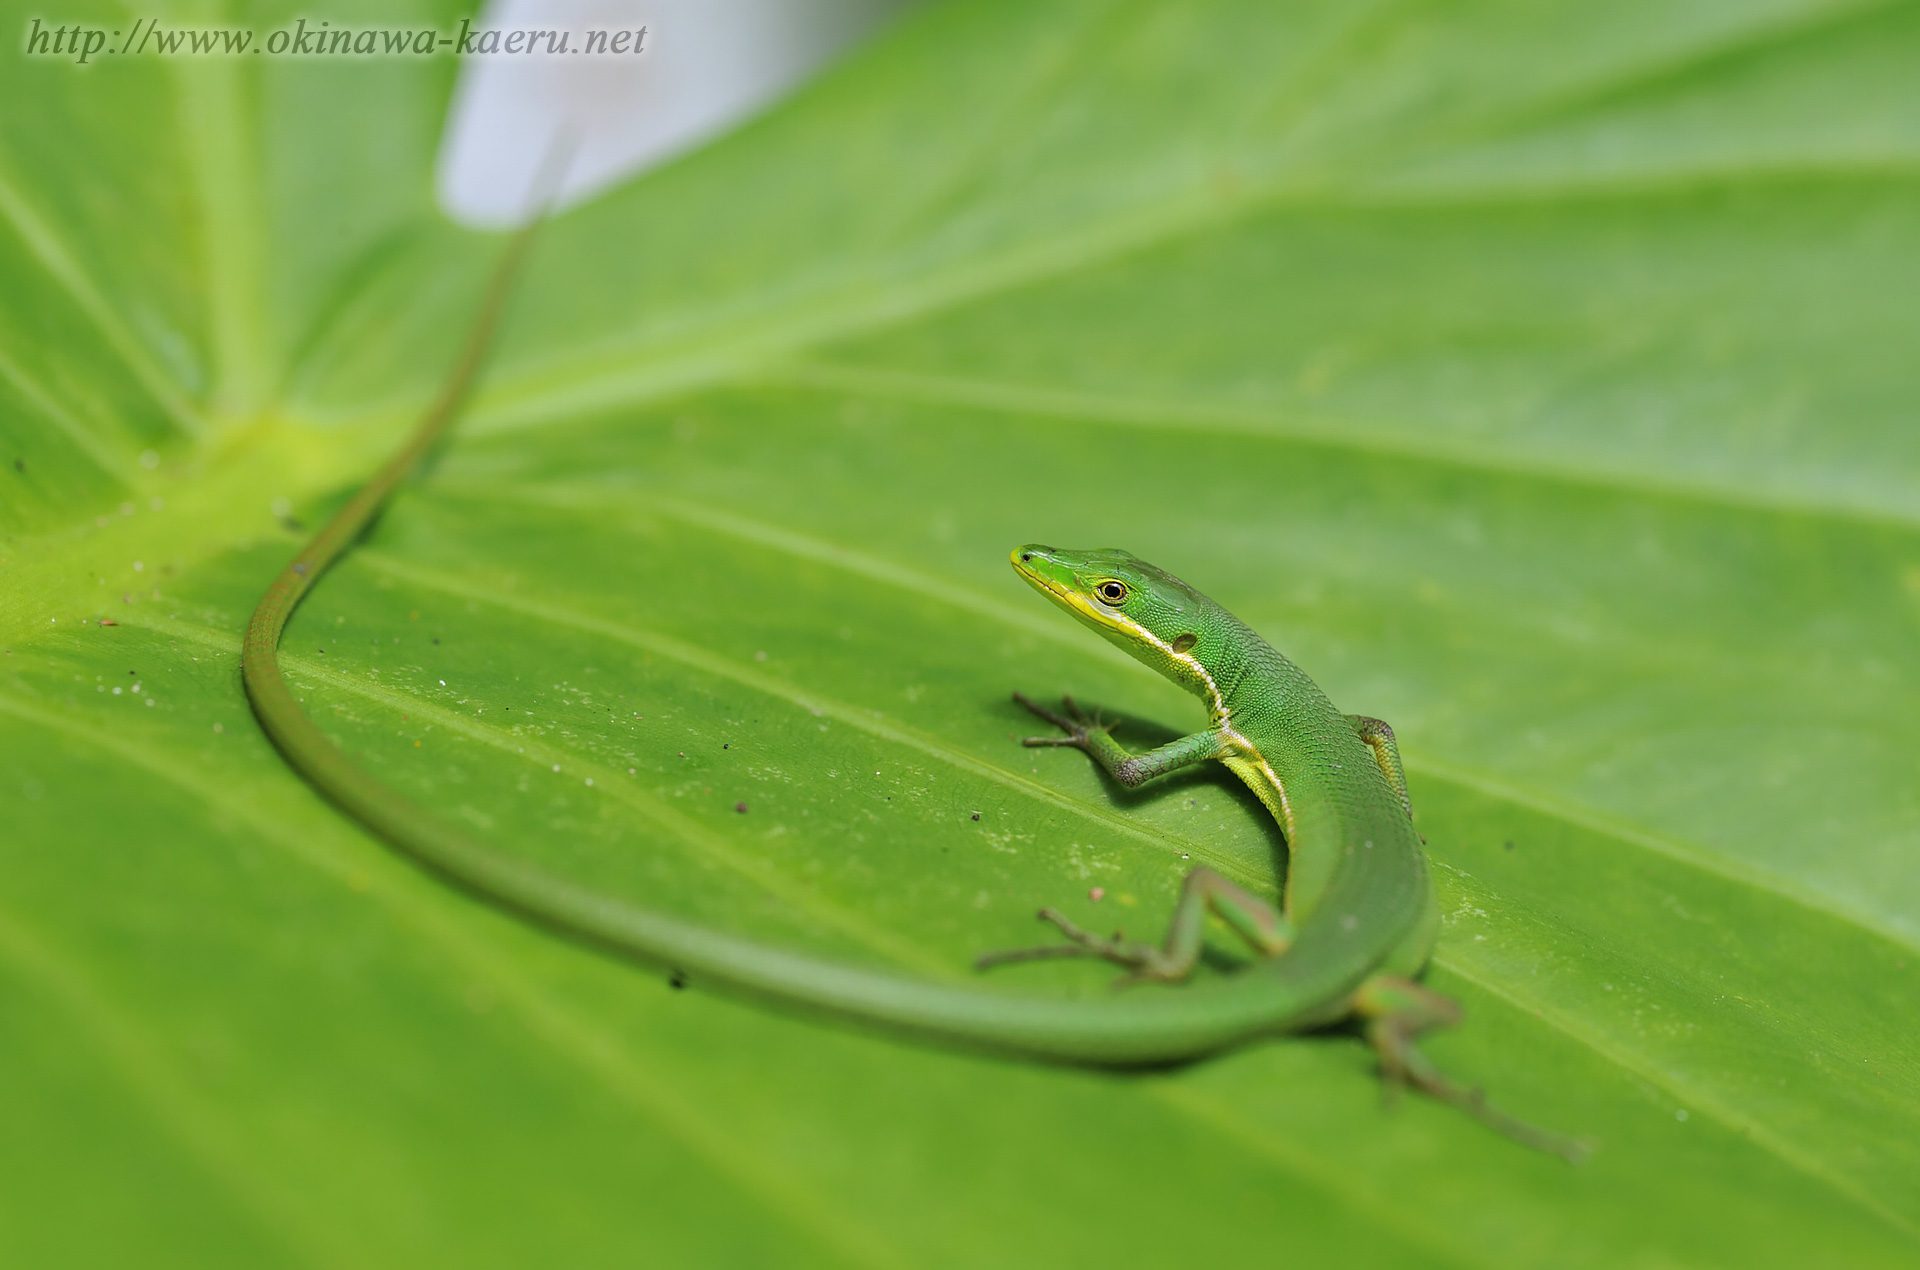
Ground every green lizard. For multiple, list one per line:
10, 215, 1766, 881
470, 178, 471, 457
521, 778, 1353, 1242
243, 234, 1583, 1160
985, 545, 1581, 1159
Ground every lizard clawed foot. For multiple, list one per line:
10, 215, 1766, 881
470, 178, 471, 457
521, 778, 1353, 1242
1358, 976, 1593, 1163
1012, 692, 1119, 750
975, 906, 1183, 985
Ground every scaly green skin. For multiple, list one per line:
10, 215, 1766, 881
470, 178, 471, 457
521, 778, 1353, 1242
242, 237, 1585, 1159
1006, 545, 1438, 984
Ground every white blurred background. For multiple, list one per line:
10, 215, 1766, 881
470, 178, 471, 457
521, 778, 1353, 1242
437, 0, 914, 226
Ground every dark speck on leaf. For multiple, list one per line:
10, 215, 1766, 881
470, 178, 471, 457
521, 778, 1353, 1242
735, 801, 748, 814
668, 972, 686, 990
1504, 840, 1515, 851
432, 637, 440, 645
971, 812, 980, 821
723, 743, 729, 749
12, 458, 22, 472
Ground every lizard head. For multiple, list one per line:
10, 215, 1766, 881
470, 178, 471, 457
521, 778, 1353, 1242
1010, 545, 1221, 700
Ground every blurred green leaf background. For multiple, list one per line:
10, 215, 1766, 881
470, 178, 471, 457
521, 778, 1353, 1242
4, 0, 1919, 1264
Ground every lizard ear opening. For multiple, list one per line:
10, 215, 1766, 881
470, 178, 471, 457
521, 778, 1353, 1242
1171, 633, 1197, 654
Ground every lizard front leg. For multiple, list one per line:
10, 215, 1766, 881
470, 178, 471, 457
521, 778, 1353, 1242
1013, 692, 1229, 787
979, 695, 1285, 982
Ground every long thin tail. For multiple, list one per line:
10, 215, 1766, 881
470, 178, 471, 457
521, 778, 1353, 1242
240, 180, 1369, 1069
234, 168, 1527, 1098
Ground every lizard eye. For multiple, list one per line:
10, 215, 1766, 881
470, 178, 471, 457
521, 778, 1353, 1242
1095, 580, 1129, 605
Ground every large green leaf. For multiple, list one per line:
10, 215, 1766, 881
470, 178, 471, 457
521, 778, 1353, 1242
5, 0, 1919, 1263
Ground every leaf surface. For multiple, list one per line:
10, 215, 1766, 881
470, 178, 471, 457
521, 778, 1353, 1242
4, 1, 1919, 1264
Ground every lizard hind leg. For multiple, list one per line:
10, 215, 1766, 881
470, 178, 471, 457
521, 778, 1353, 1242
1354, 975, 1591, 1163
975, 867, 1293, 986
1348, 714, 1417, 834
972, 907, 1174, 978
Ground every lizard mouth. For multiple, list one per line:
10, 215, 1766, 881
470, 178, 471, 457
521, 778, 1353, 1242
1009, 545, 1112, 629
1009, 544, 1067, 595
